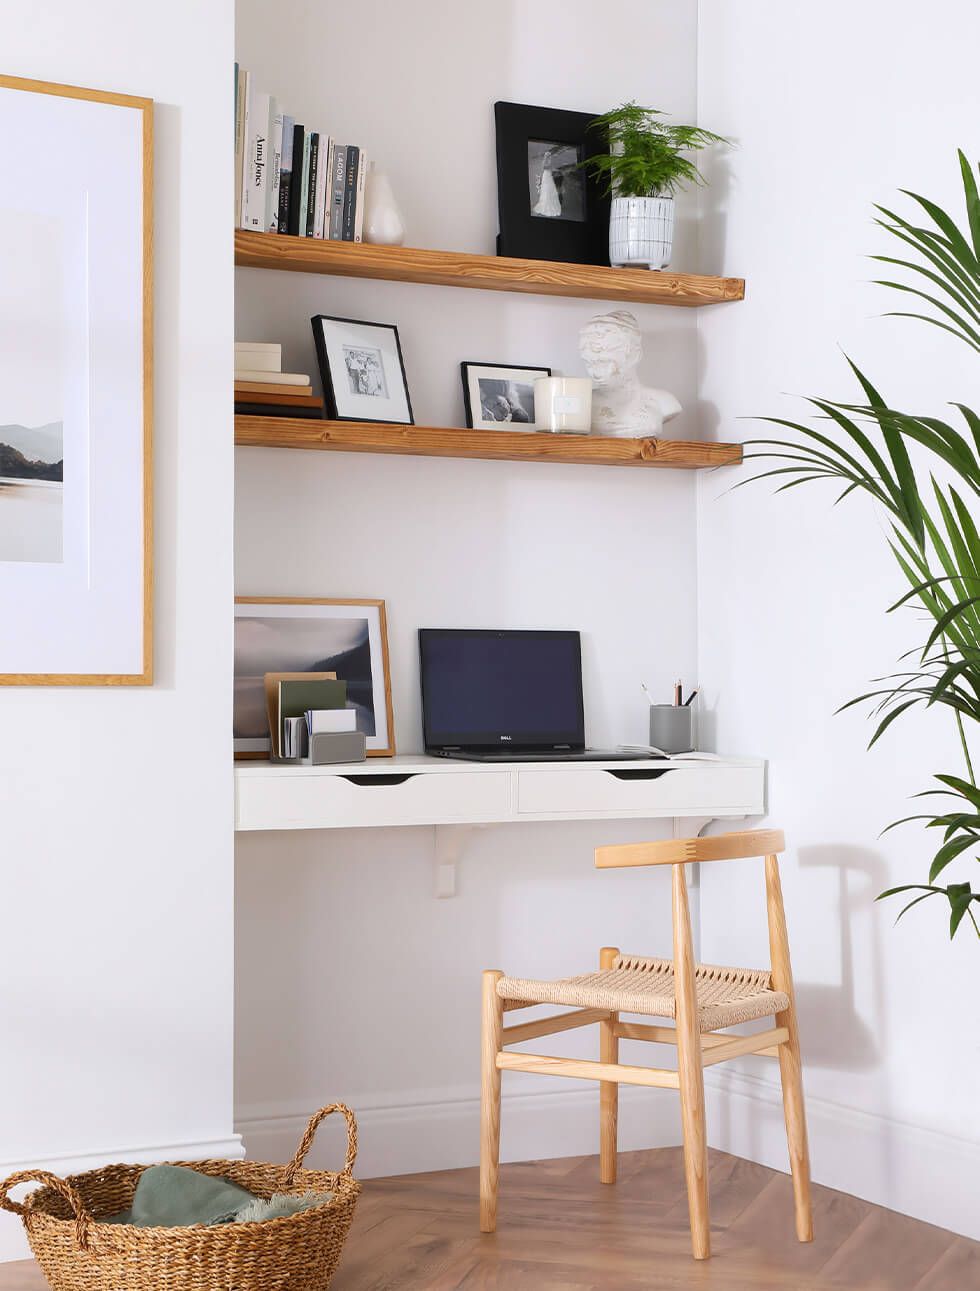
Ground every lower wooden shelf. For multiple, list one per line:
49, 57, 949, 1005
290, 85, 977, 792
234, 416, 743, 470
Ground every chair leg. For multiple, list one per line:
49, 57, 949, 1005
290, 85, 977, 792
480, 969, 504, 1233
673, 864, 710, 1260
777, 1001, 813, 1242
598, 946, 620, 1184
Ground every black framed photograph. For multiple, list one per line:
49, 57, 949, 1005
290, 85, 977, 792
311, 314, 413, 424
461, 362, 552, 431
494, 101, 609, 265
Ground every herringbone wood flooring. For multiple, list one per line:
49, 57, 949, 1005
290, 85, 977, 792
1, 1148, 975, 1289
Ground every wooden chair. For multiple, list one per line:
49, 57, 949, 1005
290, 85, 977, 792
479, 828, 812, 1260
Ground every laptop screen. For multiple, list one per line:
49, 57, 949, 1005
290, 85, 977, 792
419, 629, 585, 751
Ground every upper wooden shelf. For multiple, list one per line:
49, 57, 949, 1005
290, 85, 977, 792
234, 231, 744, 308
234, 415, 743, 470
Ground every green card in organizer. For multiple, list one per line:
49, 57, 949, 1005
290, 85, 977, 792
279, 678, 348, 726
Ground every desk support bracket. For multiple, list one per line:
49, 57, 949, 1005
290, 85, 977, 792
433, 824, 488, 898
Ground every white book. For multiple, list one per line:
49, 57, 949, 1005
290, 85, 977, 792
266, 98, 283, 232
313, 136, 331, 238
306, 708, 358, 734
236, 340, 282, 357
233, 369, 311, 386
353, 150, 367, 242
234, 65, 246, 225
243, 90, 270, 231
237, 69, 251, 229
236, 340, 281, 371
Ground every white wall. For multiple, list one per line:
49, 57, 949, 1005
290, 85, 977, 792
234, 0, 709, 1173
0, 0, 236, 1262
697, 0, 980, 1239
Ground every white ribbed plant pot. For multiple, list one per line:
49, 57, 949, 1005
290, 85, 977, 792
609, 195, 674, 269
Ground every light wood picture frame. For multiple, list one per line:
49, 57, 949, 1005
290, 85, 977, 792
0, 75, 153, 684
234, 597, 395, 759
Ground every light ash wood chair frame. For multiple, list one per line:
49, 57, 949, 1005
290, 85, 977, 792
479, 828, 812, 1261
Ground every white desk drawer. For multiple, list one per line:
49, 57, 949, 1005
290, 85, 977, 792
237, 768, 513, 831
516, 766, 761, 817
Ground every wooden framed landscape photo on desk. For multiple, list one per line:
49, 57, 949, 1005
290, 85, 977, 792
234, 597, 395, 758
0, 74, 153, 685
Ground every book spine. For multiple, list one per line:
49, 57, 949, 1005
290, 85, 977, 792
341, 145, 359, 241
305, 134, 319, 238
329, 144, 347, 240
234, 64, 243, 224
296, 131, 311, 236
238, 71, 251, 229
277, 115, 294, 233
286, 124, 305, 236
313, 136, 330, 238
234, 401, 325, 419
353, 151, 367, 242
243, 91, 270, 231
266, 99, 283, 232
320, 141, 335, 238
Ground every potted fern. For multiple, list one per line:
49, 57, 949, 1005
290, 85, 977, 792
583, 103, 727, 270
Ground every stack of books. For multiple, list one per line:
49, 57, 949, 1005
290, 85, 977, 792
235, 64, 368, 241
235, 342, 323, 419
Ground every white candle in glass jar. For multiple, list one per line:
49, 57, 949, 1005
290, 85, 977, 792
534, 377, 593, 434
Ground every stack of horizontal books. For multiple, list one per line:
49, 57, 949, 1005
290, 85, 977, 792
235, 342, 323, 419
235, 64, 368, 242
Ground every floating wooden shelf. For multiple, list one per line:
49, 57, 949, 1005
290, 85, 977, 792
234, 231, 744, 308
234, 416, 743, 470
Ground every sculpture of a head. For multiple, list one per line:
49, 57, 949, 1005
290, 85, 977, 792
578, 310, 642, 386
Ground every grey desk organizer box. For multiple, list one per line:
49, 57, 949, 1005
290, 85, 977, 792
649, 704, 694, 754
273, 730, 367, 766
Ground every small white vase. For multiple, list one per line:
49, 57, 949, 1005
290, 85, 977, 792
363, 166, 405, 246
609, 195, 674, 269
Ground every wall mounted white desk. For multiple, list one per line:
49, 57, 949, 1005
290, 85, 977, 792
235, 755, 766, 895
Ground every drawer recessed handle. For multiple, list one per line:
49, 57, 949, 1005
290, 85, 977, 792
341, 774, 417, 786
605, 768, 674, 781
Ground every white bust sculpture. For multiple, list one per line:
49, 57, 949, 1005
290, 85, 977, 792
578, 310, 682, 437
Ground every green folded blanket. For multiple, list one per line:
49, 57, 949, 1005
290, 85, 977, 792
105, 1164, 335, 1228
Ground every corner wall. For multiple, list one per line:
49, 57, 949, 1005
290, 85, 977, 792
696, 0, 980, 1239
0, 0, 236, 1261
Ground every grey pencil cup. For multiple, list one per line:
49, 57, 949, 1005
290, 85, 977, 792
649, 704, 694, 754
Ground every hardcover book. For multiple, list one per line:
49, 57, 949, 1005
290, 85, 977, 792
313, 135, 330, 238
296, 131, 312, 237
341, 145, 359, 241
353, 150, 367, 242
305, 132, 320, 238
286, 123, 305, 235
329, 144, 347, 240
243, 90, 270, 231
266, 99, 283, 232
237, 69, 252, 228
277, 115, 295, 233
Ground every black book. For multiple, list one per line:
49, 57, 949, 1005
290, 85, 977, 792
235, 401, 325, 420
341, 145, 359, 241
286, 124, 305, 235
305, 133, 319, 239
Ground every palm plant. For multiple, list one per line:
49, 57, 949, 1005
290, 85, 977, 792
746, 151, 980, 939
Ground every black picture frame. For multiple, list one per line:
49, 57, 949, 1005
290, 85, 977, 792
311, 314, 414, 425
460, 361, 553, 430
494, 101, 609, 266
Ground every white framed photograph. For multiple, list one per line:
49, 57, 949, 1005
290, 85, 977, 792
311, 314, 413, 424
234, 597, 395, 758
460, 362, 552, 431
0, 75, 153, 684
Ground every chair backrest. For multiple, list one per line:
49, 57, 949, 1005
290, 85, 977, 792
595, 828, 785, 870
595, 829, 794, 1011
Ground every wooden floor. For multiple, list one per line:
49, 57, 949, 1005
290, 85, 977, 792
2, 1148, 976, 1290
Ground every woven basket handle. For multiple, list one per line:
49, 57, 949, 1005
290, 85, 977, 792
0, 1169, 93, 1250
281, 1103, 358, 1187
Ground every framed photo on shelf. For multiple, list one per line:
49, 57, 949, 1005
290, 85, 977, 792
311, 314, 413, 424
460, 362, 552, 431
0, 74, 153, 684
234, 597, 395, 758
494, 101, 609, 266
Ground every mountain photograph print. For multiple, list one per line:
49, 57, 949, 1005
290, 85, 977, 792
0, 209, 65, 563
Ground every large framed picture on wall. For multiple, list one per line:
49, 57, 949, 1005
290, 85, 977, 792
0, 75, 153, 684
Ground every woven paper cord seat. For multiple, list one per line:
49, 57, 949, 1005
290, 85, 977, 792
497, 953, 789, 1032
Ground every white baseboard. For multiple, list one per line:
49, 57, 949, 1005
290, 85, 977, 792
0, 1133, 243, 1264
237, 1083, 681, 1182
705, 1067, 980, 1242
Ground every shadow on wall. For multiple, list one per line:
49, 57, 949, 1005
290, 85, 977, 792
793, 844, 884, 1072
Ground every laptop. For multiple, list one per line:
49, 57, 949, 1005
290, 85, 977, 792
418, 628, 643, 762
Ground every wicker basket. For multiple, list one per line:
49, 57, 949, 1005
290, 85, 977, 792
0, 1104, 360, 1291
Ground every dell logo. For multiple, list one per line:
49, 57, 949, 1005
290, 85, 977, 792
500, 734, 513, 742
